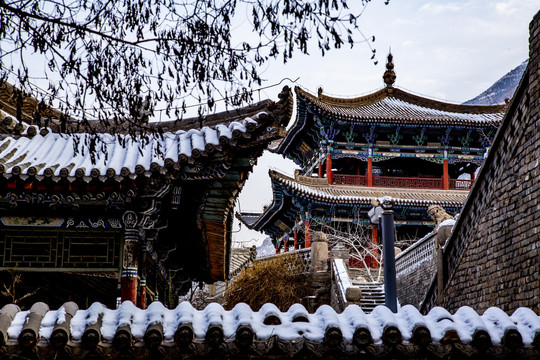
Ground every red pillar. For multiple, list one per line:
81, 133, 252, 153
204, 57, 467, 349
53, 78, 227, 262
443, 158, 449, 190
367, 156, 374, 187
318, 161, 323, 178
304, 220, 311, 248
294, 229, 298, 250
275, 242, 280, 254
371, 225, 379, 269
121, 267, 138, 304
139, 278, 147, 309
284, 236, 289, 252
326, 153, 333, 184
121, 213, 140, 306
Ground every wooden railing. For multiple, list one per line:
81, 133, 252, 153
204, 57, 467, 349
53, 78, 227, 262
331, 174, 473, 190
333, 174, 366, 186
374, 176, 442, 189
349, 255, 379, 269
449, 178, 474, 190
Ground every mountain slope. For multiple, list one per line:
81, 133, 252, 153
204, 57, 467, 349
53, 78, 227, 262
463, 60, 528, 105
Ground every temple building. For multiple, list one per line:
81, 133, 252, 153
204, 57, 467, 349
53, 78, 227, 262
239, 55, 506, 259
0, 82, 293, 309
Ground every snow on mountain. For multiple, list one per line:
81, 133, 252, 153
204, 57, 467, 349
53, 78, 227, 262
463, 60, 528, 106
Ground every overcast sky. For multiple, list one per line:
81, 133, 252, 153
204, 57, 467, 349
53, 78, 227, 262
232, 1, 540, 247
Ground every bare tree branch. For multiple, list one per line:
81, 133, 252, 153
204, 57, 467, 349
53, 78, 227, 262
0, 0, 386, 143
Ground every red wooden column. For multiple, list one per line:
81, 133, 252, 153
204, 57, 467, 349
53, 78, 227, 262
121, 267, 138, 304
294, 229, 298, 250
371, 225, 379, 268
326, 153, 333, 184
121, 211, 139, 305
284, 236, 289, 252
442, 151, 449, 190
367, 150, 374, 187
304, 220, 311, 248
275, 242, 280, 254
139, 278, 147, 309
318, 160, 324, 178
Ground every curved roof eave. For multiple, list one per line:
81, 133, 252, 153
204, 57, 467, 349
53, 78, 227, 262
274, 85, 506, 157
269, 170, 467, 208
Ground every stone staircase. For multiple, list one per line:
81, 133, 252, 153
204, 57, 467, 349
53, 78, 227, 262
353, 282, 385, 313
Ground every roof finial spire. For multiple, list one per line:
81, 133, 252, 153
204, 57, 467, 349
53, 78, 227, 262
383, 51, 396, 88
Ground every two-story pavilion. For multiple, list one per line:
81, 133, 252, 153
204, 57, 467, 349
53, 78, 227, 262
239, 55, 506, 260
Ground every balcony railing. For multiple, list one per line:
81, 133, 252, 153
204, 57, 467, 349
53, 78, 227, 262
374, 176, 442, 189
333, 174, 366, 186
449, 178, 474, 190
331, 174, 474, 190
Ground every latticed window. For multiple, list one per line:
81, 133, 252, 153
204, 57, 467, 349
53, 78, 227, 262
0, 228, 122, 269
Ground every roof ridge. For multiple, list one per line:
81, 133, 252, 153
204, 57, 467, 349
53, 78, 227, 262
295, 85, 389, 107
1, 83, 294, 136
295, 85, 506, 114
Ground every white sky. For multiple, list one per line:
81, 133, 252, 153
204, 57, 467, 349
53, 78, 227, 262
231, 1, 540, 247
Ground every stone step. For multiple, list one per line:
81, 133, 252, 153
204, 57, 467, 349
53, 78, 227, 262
356, 282, 385, 314
357, 288, 385, 293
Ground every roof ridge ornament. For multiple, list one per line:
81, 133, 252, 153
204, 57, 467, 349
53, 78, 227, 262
383, 52, 396, 88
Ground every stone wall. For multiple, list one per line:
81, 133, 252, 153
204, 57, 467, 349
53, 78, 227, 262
423, 11, 540, 314
395, 232, 436, 309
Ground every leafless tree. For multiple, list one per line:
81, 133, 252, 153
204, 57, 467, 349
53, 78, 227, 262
296, 217, 418, 282
1, 266, 39, 306
304, 218, 383, 282
1, 0, 388, 137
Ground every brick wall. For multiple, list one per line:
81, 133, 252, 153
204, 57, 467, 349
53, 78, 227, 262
395, 232, 436, 309
397, 257, 435, 309
424, 11, 540, 314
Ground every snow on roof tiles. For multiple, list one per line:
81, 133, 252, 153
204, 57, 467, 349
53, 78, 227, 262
1, 302, 538, 348
296, 86, 506, 126
271, 171, 467, 206
314, 97, 504, 125
0, 117, 261, 178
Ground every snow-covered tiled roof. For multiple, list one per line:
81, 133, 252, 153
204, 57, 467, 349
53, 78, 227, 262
308, 96, 504, 125
0, 117, 260, 178
1, 301, 538, 349
296, 86, 506, 126
229, 246, 257, 278
271, 171, 467, 207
